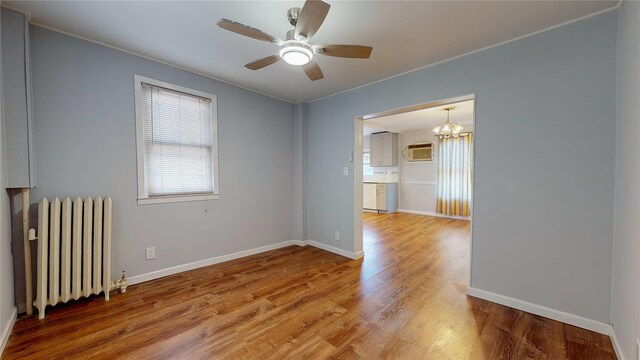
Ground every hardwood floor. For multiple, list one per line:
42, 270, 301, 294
4, 212, 616, 359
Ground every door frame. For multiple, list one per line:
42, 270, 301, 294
354, 93, 477, 284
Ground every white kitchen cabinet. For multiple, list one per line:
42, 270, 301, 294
370, 132, 397, 167
376, 184, 387, 211
363, 183, 377, 210
376, 183, 398, 213
363, 182, 398, 213
369, 134, 381, 166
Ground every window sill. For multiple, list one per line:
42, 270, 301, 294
137, 193, 219, 205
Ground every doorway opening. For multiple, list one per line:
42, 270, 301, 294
354, 94, 476, 284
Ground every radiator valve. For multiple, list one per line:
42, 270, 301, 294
111, 270, 128, 294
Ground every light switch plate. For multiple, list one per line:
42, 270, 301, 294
343, 166, 349, 176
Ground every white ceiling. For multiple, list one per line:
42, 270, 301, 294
363, 99, 474, 135
6, 1, 619, 103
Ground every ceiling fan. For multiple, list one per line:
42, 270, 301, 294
217, 0, 373, 81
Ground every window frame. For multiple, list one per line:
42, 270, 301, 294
134, 75, 219, 205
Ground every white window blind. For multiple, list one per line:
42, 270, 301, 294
141, 83, 214, 197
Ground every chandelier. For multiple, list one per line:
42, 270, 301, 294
432, 107, 463, 136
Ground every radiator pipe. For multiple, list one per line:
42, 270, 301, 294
22, 188, 33, 316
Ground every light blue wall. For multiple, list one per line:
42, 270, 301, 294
1, 4, 622, 333
1, 8, 33, 188
0, 6, 17, 350
11, 25, 295, 305
612, 1, 640, 359
306, 11, 617, 323
293, 102, 307, 241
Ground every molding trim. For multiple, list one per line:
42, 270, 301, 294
127, 239, 361, 286
610, 329, 626, 360
1, 2, 621, 104
398, 209, 470, 220
310, 2, 622, 103
0, 6, 295, 105
468, 287, 626, 358
467, 287, 614, 336
403, 180, 437, 185
128, 240, 306, 285
305, 240, 360, 260
17, 239, 360, 313
0, 307, 17, 356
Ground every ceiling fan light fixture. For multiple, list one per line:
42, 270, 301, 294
279, 42, 313, 66
218, 0, 372, 80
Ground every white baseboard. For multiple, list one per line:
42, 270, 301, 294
127, 239, 361, 286
0, 307, 17, 356
128, 240, 306, 285
305, 240, 360, 260
397, 209, 470, 220
467, 287, 613, 335
468, 287, 627, 359
609, 328, 626, 360
16, 239, 361, 315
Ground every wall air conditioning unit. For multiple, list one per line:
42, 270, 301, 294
405, 142, 433, 162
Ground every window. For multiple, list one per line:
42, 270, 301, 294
363, 151, 373, 176
134, 75, 219, 205
436, 133, 473, 216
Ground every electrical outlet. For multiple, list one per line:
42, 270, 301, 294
334, 231, 340, 241
146, 247, 156, 260
343, 166, 349, 176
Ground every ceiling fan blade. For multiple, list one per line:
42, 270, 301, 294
295, 0, 330, 40
217, 18, 280, 44
318, 45, 373, 58
245, 55, 280, 70
303, 61, 324, 81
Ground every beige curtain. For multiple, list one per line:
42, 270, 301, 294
436, 133, 473, 216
